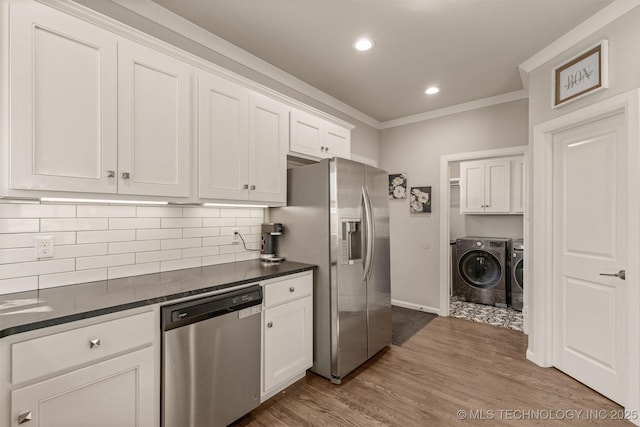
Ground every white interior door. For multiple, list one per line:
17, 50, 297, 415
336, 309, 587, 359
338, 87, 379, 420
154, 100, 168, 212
552, 112, 627, 405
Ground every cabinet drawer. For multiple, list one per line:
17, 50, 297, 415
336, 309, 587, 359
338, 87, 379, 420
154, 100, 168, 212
12, 311, 154, 384
264, 274, 312, 308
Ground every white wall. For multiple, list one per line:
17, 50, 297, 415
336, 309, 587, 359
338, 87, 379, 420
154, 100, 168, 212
0, 203, 263, 294
379, 99, 528, 311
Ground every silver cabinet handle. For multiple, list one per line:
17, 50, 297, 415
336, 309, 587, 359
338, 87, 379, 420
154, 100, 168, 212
267, 322, 273, 328
600, 270, 626, 280
121, 172, 130, 179
106, 170, 115, 178
289, 287, 295, 292
18, 411, 32, 424
250, 185, 256, 190
243, 184, 249, 189
89, 338, 101, 349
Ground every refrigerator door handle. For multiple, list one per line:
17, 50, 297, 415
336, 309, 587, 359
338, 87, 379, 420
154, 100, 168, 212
362, 186, 375, 281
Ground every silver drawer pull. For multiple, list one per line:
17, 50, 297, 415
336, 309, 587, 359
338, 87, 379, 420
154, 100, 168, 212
18, 411, 32, 424
89, 338, 101, 349
267, 322, 273, 328
289, 287, 295, 292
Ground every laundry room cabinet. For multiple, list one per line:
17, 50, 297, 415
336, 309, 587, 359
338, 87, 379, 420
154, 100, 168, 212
289, 109, 351, 160
261, 272, 313, 401
459, 158, 512, 214
8, 1, 192, 198
198, 70, 288, 204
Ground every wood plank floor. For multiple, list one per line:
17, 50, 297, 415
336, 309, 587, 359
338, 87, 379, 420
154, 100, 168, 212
236, 317, 631, 426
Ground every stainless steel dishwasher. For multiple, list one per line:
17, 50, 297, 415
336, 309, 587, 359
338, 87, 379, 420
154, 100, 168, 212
162, 285, 263, 427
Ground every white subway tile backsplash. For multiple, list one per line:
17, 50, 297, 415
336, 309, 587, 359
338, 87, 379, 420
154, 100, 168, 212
0, 204, 75, 218
109, 240, 160, 255
183, 227, 220, 238
76, 253, 135, 270
109, 217, 160, 230
77, 205, 135, 218
136, 228, 182, 241
0, 276, 38, 294
161, 257, 201, 272
0, 248, 35, 264
41, 218, 108, 232
0, 202, 261, 294
108, 262, 159, 280
136, 206, 182, 218
203, 217, 236, 227
161, 217, 202, 228
55, 243, 108, 259
183, 207, 220, 218
182, 246, 220, 258
0, 219, 39, 234
135, 249, 181, 264
77, 230, 136, 244
202, 254, 236, 266
0, 258, 75, 280
39, 268, 107, 289
161, 238, 201, 250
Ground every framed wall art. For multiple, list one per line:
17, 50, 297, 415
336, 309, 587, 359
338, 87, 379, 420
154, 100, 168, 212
552, 40, 608, 108
410, 186, 431, 213
389, 173, 407, 199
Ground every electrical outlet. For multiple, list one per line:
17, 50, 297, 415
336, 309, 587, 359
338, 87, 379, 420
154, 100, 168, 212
35, 236, 54, 259
232, 228, 239, 244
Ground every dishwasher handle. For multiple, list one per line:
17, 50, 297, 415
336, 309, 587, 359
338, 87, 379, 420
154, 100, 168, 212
161, 285, 263, 331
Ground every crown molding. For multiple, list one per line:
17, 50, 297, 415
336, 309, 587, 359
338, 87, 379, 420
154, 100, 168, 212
110, 0, 381, 129
379, 90, 528, 130
518, 0, 640, 86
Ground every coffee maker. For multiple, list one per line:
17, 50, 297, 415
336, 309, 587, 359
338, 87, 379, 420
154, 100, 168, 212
260, 223, 284, 263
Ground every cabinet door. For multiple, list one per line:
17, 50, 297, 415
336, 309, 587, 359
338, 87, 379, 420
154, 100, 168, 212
248, 93, 288, 203
118, 41, 191, 197
325, 123, 351, 159
290, 109, 325, 158
198, 71, 249, 200
11, 347, 155, 427
512, 156, 525, 214
9, 1, 117, 193
263, 296, 313, 394
484, 159, 511, 213
459, 160, 485, 213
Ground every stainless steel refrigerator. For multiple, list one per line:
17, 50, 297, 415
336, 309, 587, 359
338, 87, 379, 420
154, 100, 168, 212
271, 157, 391, 383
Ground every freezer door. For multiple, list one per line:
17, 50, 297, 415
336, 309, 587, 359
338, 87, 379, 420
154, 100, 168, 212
365, 165, 392, 357
331, 158, 368, 379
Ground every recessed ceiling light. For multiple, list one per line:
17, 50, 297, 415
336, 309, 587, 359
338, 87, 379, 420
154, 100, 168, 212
354, 38, 374, 51
425, 86, 440, 95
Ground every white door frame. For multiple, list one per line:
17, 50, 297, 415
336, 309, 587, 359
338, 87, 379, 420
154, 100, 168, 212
438, 145, 528, 317
531, 89, 640, 415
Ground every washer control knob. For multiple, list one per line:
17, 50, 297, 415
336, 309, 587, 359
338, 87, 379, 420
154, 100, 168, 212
476, 241, 482, 247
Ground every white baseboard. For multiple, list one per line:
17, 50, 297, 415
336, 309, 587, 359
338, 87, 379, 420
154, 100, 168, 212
391, 299, 440, 315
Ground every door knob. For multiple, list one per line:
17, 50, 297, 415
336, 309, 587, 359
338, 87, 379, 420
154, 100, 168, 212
599, 270, 625, 280
18, 411, 32, 424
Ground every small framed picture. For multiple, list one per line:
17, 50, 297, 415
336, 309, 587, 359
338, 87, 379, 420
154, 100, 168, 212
553, 40, 608, 107
388, 173, 407, 199
410, 186, 431, 213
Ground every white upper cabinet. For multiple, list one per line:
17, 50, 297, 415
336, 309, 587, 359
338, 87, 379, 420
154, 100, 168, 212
290, 109, 351, 160
198, 70, 287, 204
460, 158, 511, 214
118, 40, 192, 198
9, 1, 118, 193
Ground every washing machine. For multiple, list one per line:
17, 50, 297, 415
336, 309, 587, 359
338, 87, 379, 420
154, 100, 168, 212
453, 237, 510, 307
509, 239, 524, 311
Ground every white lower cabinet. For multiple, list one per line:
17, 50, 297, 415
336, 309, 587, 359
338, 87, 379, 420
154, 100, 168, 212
261, 272, 313, 400
2, 310, 156, 427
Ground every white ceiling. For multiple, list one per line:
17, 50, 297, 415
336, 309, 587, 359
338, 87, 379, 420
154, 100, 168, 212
150, 0, 612, 122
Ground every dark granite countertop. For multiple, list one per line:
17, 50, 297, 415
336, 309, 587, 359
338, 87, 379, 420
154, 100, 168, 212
0, 260, 315, 338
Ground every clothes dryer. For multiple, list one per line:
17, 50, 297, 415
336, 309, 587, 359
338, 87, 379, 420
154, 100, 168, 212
453, 237, 510, 307
509, 239, 524, 312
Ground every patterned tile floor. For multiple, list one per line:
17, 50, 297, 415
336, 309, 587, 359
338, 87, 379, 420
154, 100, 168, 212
449, 298, 524, 332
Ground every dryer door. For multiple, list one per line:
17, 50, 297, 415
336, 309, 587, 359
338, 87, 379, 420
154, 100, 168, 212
458, 250, 502, 289
514, 258, 524, 290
